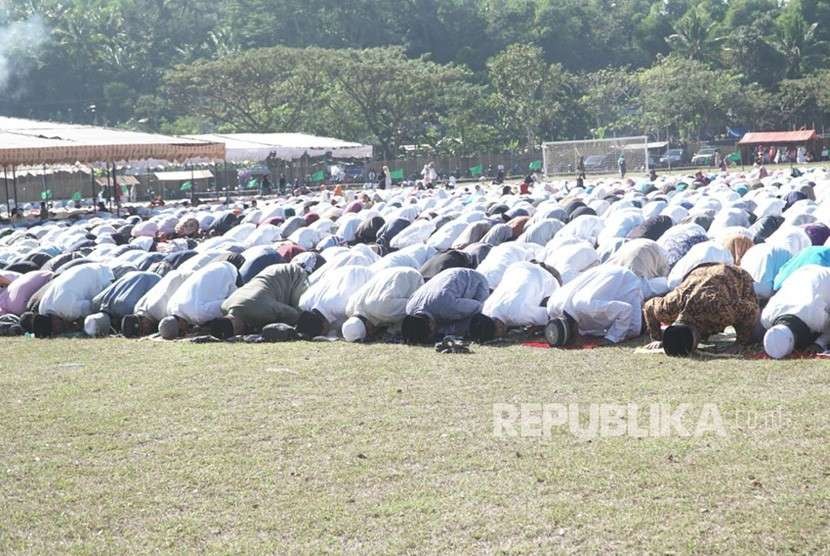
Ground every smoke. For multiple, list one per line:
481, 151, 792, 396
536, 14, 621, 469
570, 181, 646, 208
0, 14, 49, 94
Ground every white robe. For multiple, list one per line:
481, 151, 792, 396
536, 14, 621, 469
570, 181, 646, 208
299, 265, 374, 326
762, 265, 830, 345
134, 268, 191, 322
667, 241, 733, 290
345, 267, 424, 326
390, 219, 436, 250
547, 264, 643, 344
167, 261, 238, 325
544, 238, 599, 284
310, 244, 379, 285
39, 263, 114, 321
483, 262, 558, 327
476, 243, 535, 290
427, 220, 468, 251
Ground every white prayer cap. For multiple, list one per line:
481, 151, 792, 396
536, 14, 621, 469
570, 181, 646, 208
84, 312, 111, 338
764, 325, 795, 360
342, 317, 367, 342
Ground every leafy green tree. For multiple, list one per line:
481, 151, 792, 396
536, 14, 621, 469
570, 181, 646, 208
720, 17, 785, 88
321, 47, 474, 158
666, 6, 723, 63
776, 72, 830, 129
487, 44, 580, 148
579, 68, 642, 138
164, 46, 331, 133
638, 55, 742, 140
769, 1, 826, 79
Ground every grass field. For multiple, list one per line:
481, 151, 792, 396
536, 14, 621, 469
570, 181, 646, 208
1, 338, 829, 553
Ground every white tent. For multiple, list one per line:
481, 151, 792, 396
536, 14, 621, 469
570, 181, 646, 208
0, 117, 225, 166
154, 170, 214, 182
184, 133, 372, 162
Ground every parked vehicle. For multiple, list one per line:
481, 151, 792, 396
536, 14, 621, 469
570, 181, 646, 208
583, 154, 611, 172
659, 148, 688, 167
691, 146, 718, 166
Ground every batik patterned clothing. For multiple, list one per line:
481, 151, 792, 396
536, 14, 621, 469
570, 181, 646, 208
643, 263, 759, 344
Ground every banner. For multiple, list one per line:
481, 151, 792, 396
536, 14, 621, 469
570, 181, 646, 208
529, 160, 543, 171
40, 190, 52, 200
180, 181, 193, 191
71, 192, 82, 201
390, 169, 405, 181
311, 170, 326, 183
469, 165, 483, 177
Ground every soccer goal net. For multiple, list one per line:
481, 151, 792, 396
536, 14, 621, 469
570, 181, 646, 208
542, 136, 650, 177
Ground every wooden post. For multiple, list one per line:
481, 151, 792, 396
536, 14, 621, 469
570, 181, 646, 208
11, 166, 18, 213
3, 166, 10, 218
91, 167, 97, 210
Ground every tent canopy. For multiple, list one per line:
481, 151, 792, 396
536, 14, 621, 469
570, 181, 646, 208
154, 170, 214, 182
738, 130, 818, 145
185, 133, 372, 162
95, 175, 141, 187
14, 164, 92, 178
0, 117, 225, 166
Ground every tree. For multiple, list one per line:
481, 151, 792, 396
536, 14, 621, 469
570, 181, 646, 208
487, 44, 580, 148
164, 46, 331, 133
638, 56, 743, 140
321, 47, 474, 158
665, 7, 723, 63
769, 1, 826, 79
579, 68, 642, 138
776, 72, 830, 130
720, 18, 785, 88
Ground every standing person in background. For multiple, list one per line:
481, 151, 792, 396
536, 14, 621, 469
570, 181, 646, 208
496, 164, 505, 184
279, 174, 287, 194
577, 155, 586, 179
377, 166, 387, 190
421, 162, 437, 187
618, 154, 626, 179
383, 165, 392, 189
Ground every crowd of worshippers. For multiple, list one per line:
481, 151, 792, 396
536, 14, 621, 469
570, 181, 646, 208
2, 165, 830, 360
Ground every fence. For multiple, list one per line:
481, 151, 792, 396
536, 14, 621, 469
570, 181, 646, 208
0, 150, 545, 204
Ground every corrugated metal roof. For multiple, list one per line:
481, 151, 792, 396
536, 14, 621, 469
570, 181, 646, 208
738, 130, 818, 144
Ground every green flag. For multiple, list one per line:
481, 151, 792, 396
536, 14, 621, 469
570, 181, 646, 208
390, 168, 405, 181
246, 178, 259, 189
529, 160, 543, 171
180, 181, 193, 191
726, 151, 741, 164
40, 190, 52, 200
311, 170, 326, 183
71, 192, 82, 201
469, 164, 483, 177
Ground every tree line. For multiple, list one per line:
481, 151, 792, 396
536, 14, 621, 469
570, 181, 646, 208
2, 0, 830, 157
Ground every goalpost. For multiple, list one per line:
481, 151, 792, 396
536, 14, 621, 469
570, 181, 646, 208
542, 136, 650, 177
